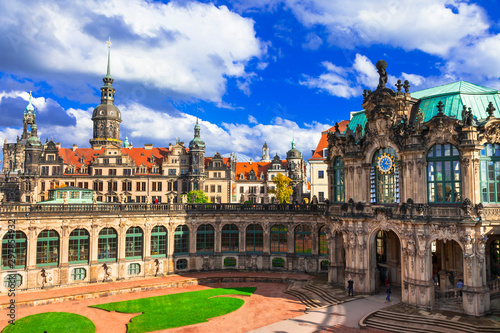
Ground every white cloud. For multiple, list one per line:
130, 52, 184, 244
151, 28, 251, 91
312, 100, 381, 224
248, 115, 259, 124
352, 54, 378, 88
300, 61, 360, 98
0, 0, 264, 102
281, 0, 488, 56
302, 32, 323, 50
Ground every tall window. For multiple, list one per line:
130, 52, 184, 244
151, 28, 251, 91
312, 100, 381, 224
36, 230, 59, 266
480, 144, 500, 203
221, 224, 239, 253
371, 148, 399, 203
151, 226, 167, 257
68, 229, 89, 264
2, 231, 27, 269
196, 224, 214, 254
295, 225, 312, 255
333, 157, 345, 202
246, 224, 263, 253
98, 228, 117, 261
174, 225, 189, 255
427, 144, 461, 203
125, 227, 143, 259
319, 226, 327, 256
270, 224, 287, 254
376, 231, 386, 264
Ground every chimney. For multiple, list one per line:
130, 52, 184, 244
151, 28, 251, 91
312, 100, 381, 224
72, 144, 78, 152
55, 142, 61, 149
144, 144, 153, 150
169, 143, 173, 150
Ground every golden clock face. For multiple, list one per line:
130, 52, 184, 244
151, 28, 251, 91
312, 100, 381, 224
377, 153, 394, 174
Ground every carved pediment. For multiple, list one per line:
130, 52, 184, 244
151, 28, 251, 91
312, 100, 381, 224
423, 112, 459, 146
479, 120, 500, 144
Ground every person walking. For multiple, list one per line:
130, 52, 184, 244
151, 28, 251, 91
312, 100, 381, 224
386, 283, 391, 301
347, 277, 354, 296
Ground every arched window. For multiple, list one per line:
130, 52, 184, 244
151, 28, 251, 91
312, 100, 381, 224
295, 225, 312, 255
371, 148, 399, 203
2, 231, 27, 269
270, 224, 287, 254
196, 224, 214, 254
480, 144, 500, 203
221, 224, 239, 253
319, 226, 327, 256
68, 229, 89, 264
126, 227, 143, 259
36, 230, 59, 266
174, 225, 189, 255
333, 157, 345, 202
376, 231, 386, 264
98, 228, 117, 261
151, 226, 167, 257
427, 144, 461, 203
246, 224, 263, 253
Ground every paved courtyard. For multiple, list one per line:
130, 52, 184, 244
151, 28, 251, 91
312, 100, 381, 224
0, 273, 392, 332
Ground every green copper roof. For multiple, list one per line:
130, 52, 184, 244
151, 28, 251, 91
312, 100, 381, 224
345, 110, 367, 135
411, 81, 500, 122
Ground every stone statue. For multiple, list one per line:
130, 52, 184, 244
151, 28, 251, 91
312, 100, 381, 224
462, 106, 473, 126
119, 192, 126, 204
92, 191, 97, 204
62, 191, 68, 205
376, 60, 388, 90
103, 263, 112, 281
414, 109, 423, 134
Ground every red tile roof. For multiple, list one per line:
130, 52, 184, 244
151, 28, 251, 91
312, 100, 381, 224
309, 120, 349, 161
58, 147, 170, 174
204, 157, 231, 168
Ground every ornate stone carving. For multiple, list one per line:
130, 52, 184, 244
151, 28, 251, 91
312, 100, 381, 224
376, 60, 388, 90
461, 198, 474, 216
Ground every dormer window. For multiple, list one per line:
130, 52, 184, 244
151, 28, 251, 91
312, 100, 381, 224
260, 173, 265, 180
215, 162, 221, 167
323, 148, 329, 157
240, 172, 245, 180
249, 170, 256, 180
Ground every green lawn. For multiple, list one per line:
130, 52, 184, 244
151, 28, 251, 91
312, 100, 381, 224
2, 312, 95, 333
91, 287, 256, 333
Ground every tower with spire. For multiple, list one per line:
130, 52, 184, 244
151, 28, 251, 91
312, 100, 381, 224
286, 133, 306, 202
90, 38, 122, 148
261, 139, 270, 162
188, 111, 206, 191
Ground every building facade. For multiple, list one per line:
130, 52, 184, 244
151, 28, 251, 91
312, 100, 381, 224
309, 121, 349, 203
325, 61, 500, 316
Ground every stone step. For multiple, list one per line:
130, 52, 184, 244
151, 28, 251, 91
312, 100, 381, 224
284, 289, 323, 308
303, 284, 343, 305
361, 310, 500, 333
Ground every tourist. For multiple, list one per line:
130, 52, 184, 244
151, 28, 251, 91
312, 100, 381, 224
386, 283, 391, 301
347, 277, 354, 296
457, 279, 464, 296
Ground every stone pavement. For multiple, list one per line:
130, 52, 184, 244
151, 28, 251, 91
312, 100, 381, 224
0, 271, 314, 309
250, 288, 400, 332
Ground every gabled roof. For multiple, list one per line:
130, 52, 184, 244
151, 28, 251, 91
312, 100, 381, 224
411, 81, 500, 122
204, 157, 231, 168
310, 120, 349, 160
235, 161, 271, 180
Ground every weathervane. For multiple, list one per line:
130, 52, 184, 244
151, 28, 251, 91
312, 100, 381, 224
107, 37, 111, 48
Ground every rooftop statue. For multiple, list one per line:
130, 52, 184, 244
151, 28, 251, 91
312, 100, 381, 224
376, 60, 388, 90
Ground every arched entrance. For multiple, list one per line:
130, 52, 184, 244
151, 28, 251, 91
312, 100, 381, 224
371, 230, 401, 290
328, 231, 345, 285
431, 239, 464, 293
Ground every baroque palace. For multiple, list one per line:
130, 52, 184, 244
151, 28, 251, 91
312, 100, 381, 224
0, 52, 500, 317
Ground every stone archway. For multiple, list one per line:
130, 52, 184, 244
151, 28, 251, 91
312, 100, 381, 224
370, 229, 402, 292
328, 231, 345, 285
431, 239, 464, 293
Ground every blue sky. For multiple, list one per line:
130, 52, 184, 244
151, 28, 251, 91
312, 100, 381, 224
1, 0, 500, 162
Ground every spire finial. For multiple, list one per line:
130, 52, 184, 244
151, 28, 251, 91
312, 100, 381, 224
292, 132, 296, 149
106, 37, 111, 77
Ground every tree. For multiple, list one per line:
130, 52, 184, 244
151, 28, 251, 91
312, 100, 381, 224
268, 173, 293, 203
182, 190, 210, 203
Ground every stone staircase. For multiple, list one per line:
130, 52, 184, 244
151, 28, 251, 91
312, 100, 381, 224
284, 280, 345, 310
360, 310, 500, 333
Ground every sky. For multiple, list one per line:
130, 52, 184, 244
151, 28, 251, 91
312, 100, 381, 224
0, 0, 500, 162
